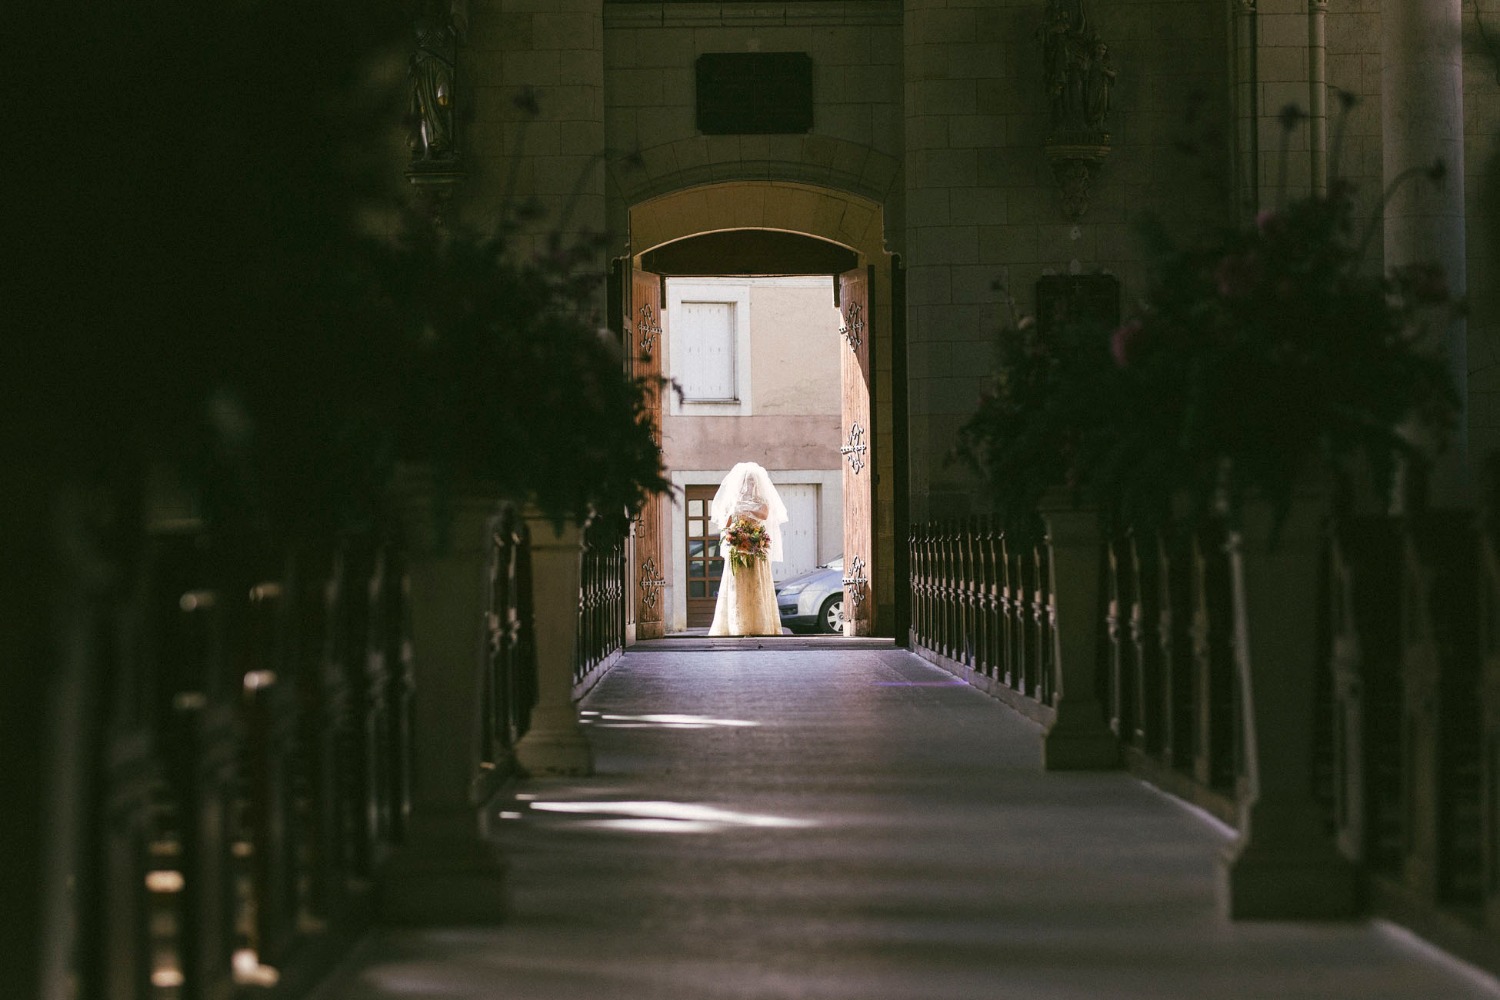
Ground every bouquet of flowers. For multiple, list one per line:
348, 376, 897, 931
723, 513, 770, 569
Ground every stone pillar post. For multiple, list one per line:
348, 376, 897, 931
1383, 0, 1468, 500
1218, 490, 1356, 919
379, 467, 507, 923
1039, 501, 1119, 770
514, 510, 594, 777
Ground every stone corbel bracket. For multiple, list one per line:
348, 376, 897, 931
1043, 141, 1110, 221
405, 165, 468, 227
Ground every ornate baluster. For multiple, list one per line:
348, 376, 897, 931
1106, 532, 1126, 735
1204, 523, 1237, 793
951, 520, 967, 663
385, 544, 417, 844
921, 523, 936, 651
113, 529, 204, 999
513, 516, 539, 740
1188, 527, 1213, 789
301, 543, 352, 922
1400, 516, 1483, 911
1129, 531, 1158, 752
487, 507, 517, 751
1001, 537, 1019, 691
1189, 524, 1236, 792
1159, 524, 1193, 771
958, 518, 975, 665
363, 547, 396, 862
923, 521, 938, 652
338, 536, 378, 880
1035, 541, 1055, 705
949, 520, 965, 663
1328, 524, 1363, 863
236, 572, 297, 978
931, 522, 948, 658
1480, 513, 1500, 930
166, 554, 238, 1000
907, 525, 921, 646
1016, 544, 1034, 697
490, 507, 524, 750
978, 517, 998, 678
931, 521, 943, 653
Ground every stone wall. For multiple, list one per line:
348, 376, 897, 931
601, 1, 905, 253
466, 0, 607, 255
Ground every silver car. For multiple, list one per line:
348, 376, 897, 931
775, 557, 844, 634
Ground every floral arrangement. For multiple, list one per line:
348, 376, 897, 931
723, 514, 771, 569
955, 102, 1459, 534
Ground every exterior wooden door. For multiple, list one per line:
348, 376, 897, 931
629, 266, 667, 639
838, 266, 874, 636
684, 485, 724, 627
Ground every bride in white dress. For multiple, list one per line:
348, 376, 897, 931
707, 462, 788, 636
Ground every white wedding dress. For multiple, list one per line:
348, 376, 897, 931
707, 463, 787, 637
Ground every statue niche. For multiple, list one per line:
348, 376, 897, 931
1039, 0, 1115, 220
1040, 0, 1114, 140
408, 2, 466, 165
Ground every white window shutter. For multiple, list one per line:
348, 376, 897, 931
677, 301, 736, 401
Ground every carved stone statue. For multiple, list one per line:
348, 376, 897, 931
408, 3, 466, 163
1039, 0, 1115, 219
1085, 41, 1115, 132
1040, 0, 1113, 138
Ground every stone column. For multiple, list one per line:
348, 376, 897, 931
1383, 0, 1468, 500
514, 510, 594, 776
1218, 490, 1356, 919
379, 467, 507, 923
902, 0, 1006, 523
1039, 500, 1119, 770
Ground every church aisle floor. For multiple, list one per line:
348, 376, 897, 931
310, 646, 1500, 1000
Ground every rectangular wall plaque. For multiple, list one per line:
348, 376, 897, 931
1035, 274, 1120, 337
696, 52, 813, 135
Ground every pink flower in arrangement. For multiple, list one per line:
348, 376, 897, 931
1214, 252, 1262, 299
1255, 208, 1282, 234
1110, 318, 1146, 368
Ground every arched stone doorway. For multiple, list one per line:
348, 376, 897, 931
618, 181, 906, 641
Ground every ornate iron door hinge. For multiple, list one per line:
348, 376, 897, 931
842, 554, 868, 610
637, 302, 661, 359
840, 301, 864, 354
841, 422, 867, 474
638, 556, 665, 610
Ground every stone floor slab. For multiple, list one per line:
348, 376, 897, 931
311, 646, 1500, 999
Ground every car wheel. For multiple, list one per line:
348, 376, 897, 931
817, 593, 843, 634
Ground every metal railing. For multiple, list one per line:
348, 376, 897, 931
59, 495, 625, 998
910, 500, 1500, 965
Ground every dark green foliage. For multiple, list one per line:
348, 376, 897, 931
955, 177, 1459, 532
7, 0, 666, 545
365, 222, 669, 526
